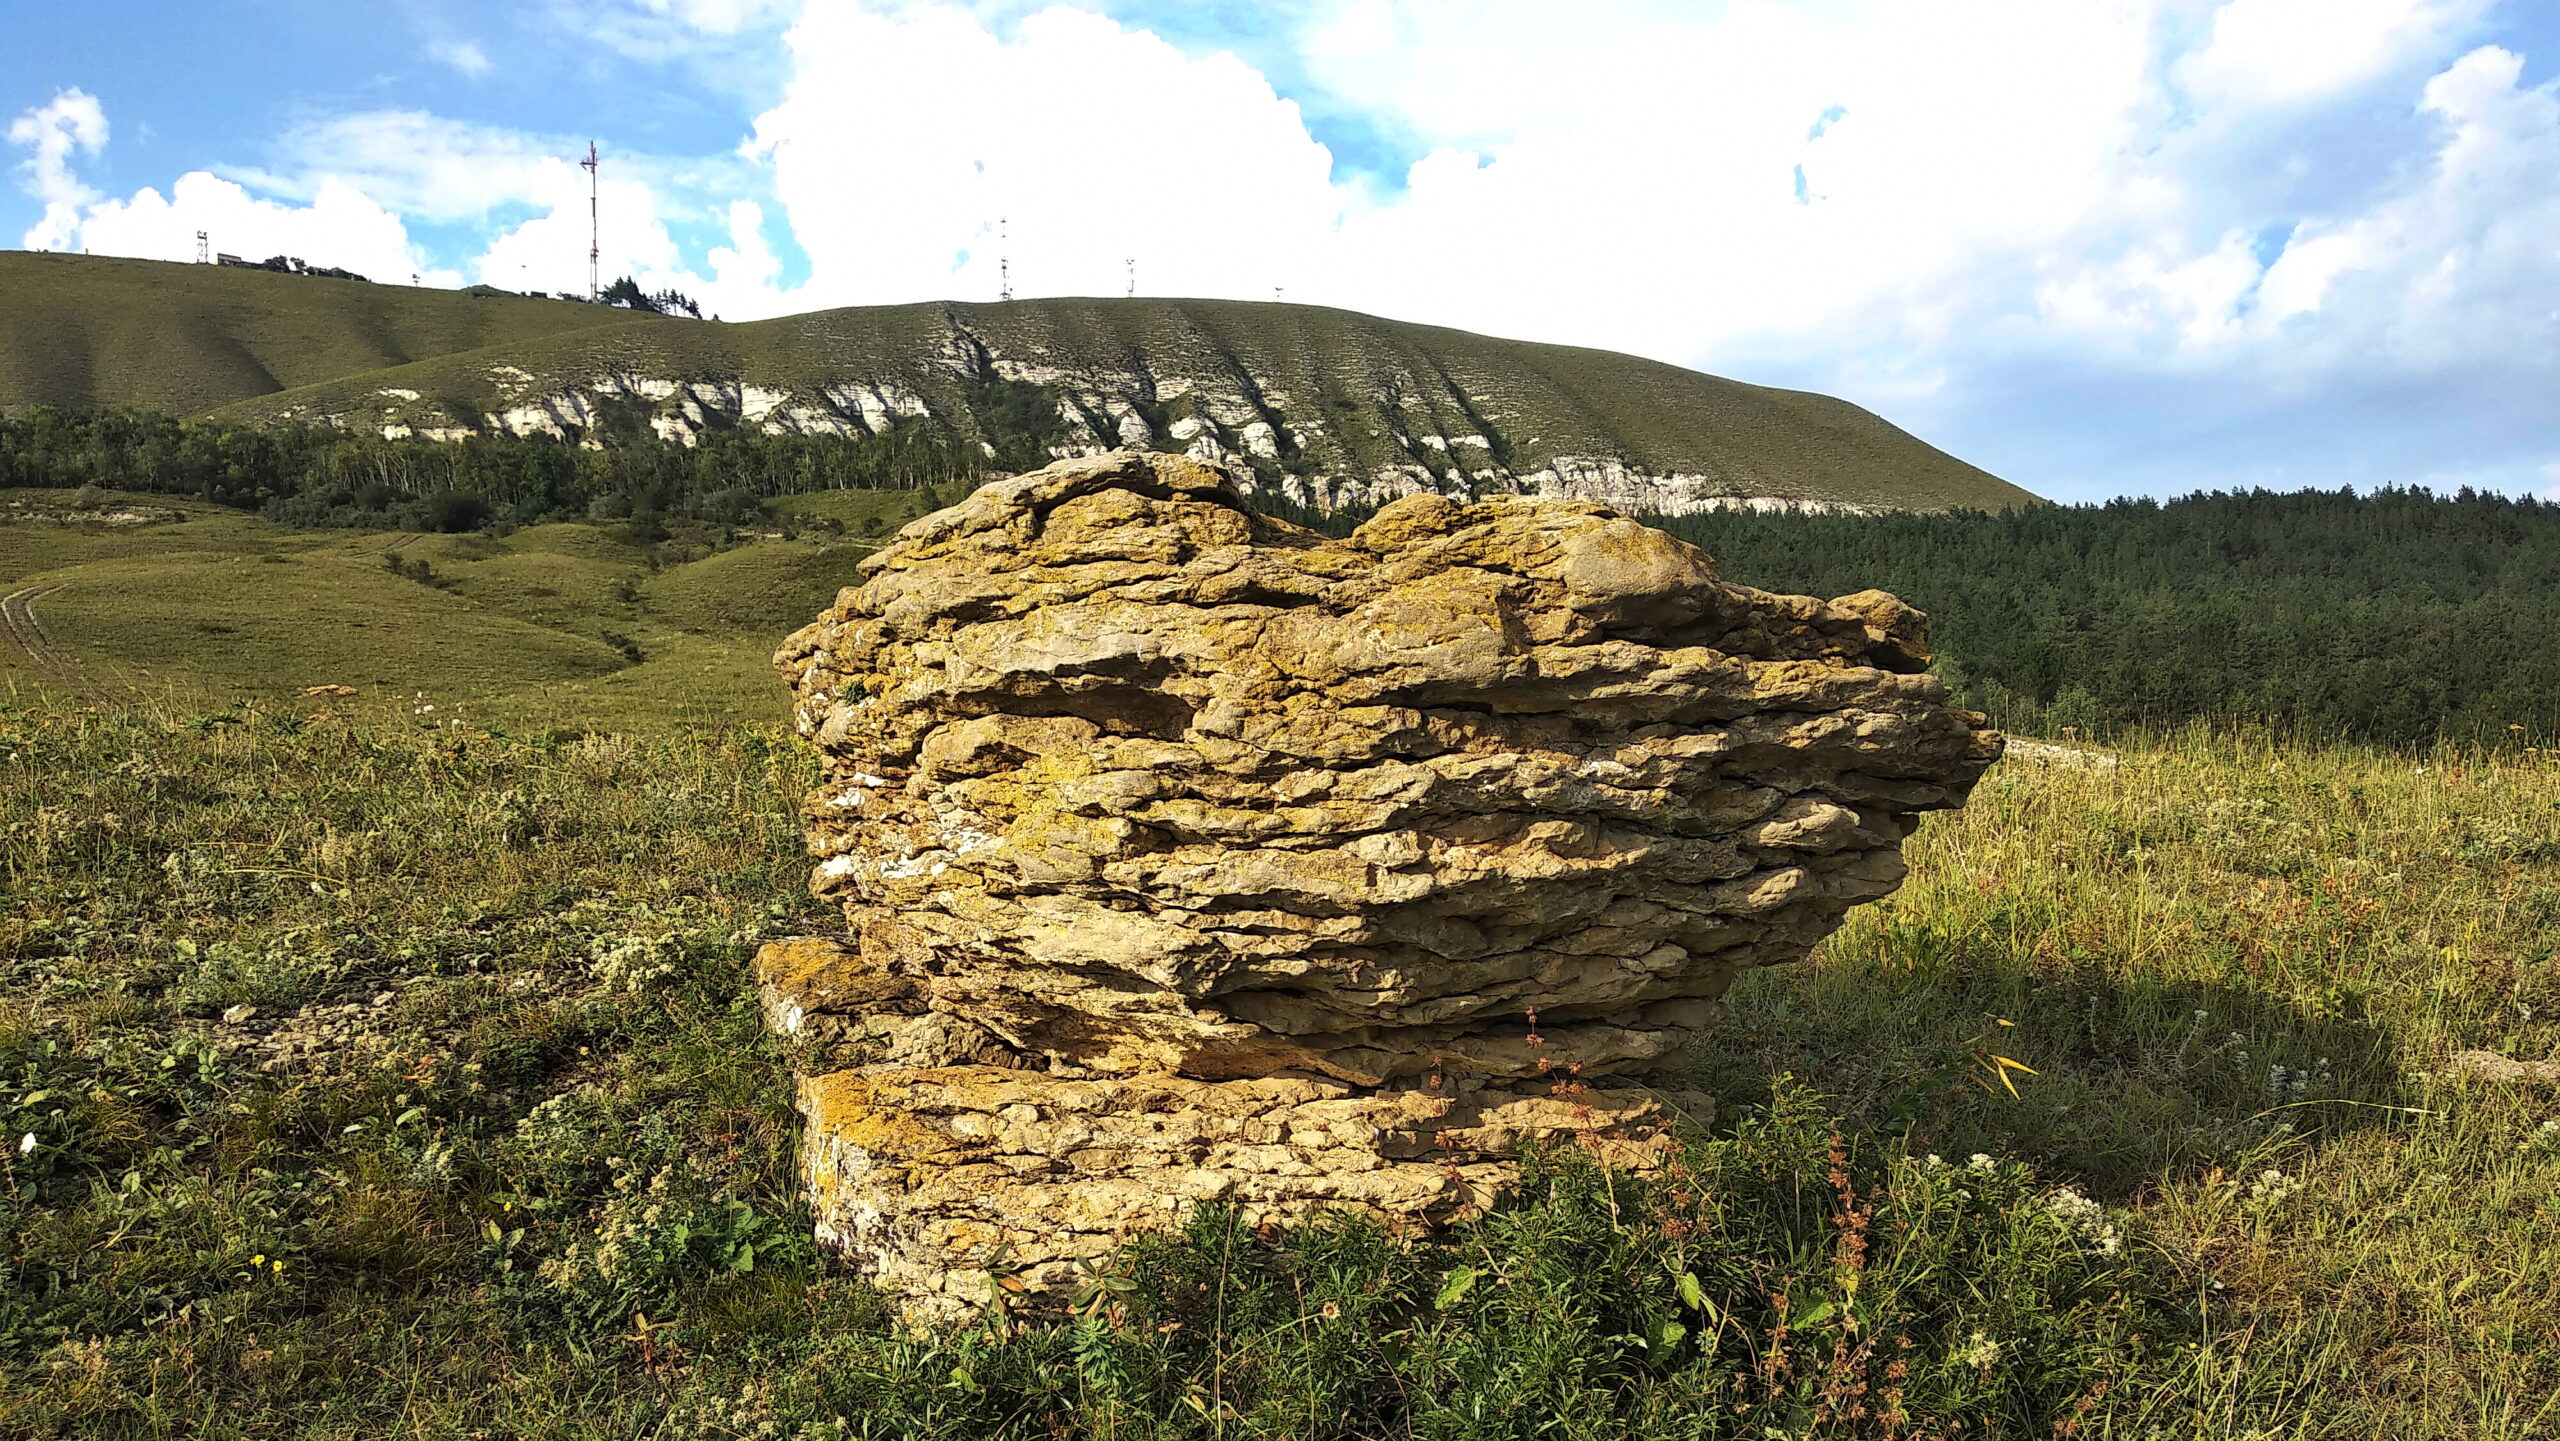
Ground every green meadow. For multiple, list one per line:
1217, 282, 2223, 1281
0, 485, 932, 726
4, 486, 2559, 1438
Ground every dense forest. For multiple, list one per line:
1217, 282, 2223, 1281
1658, 490, 2560, 745
0, 397, 1053, 531
4, 405, 2553, 744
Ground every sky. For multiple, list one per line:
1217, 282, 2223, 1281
7, 0, 2560, 504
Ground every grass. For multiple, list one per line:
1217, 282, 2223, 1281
2, 699, 2555, 1438
0, 487, 879, 726
3, 479, 2554, 1434
37, 551, 631, 698
6, 252, 2035, 512
0, 253, 665, 420
639, 543, 874, 639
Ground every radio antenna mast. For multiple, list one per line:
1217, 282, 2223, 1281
999, 217, 1013, 302
581, 141, 601, 303
195, 231, 209, 264
1125, 258, 1135, 298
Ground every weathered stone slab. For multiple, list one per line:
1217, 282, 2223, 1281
766, 451, 1999, 1319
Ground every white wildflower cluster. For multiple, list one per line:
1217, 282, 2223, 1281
2044, 1187, 2125, 1254
541, 1160, 681, 1288
657, 1387, 795, 1441
672, 1409, 783, 1440
160, 847, 227, 894
2194, 792, 2314, 870
1912, 1152, 2010, 1203
2523, 1119, 2560, 1153
589, 930, 680, 994
2207, 1030, 2252, 1068
1953, 1329, 2002, 1369
2245, 1168, 2305, 1208
2264, 1057, 2333, 1107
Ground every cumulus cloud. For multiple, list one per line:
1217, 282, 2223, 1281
475, 155, 682, 295
3, 99, 738, 298
2027, 43, 2560, 388
72, 172, 465, 286
742, 4, 1343, 310
2175, 0, 2497, 106
8, 88, 108, 251
8, 92, 463, 284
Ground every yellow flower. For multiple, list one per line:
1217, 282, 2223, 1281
251, 1253, 266, 1267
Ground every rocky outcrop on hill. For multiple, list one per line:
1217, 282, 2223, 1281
762, 451, 2000, 1319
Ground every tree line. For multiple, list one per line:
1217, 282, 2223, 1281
0, 404, 1009, 531
1655, 488, 2560, 746
4, 403, 2551, 744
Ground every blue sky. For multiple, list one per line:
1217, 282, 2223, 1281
10, 0, 2560, 504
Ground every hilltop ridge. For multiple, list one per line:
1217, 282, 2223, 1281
0, 251, 2038, 515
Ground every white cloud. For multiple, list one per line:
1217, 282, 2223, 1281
475, 155, 681, 296
265, 112, 553, 222
2028, 44, 2560, 384
429, 39, 494, 79
693, 200, 784, 319
2541, 462, 2560, 502
741, 4, 1343, 311
2176, 0, 2495, 106
8, 89, 109, 250
9, 93, 462, 284
72, 172, 464, 286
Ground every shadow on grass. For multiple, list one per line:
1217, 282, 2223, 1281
1684, 941, 2410, 1197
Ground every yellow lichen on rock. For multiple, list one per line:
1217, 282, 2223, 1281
766, 450, 2000, 1321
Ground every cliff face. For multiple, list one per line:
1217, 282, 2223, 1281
761, 451, 2002, 1319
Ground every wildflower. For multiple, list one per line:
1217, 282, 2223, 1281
16, 1133, 32, 1155
2045, 1187, 2125, 1254
1954, 1330, 2001, 1368
1966, 1153, 1997, 1172
2245, 1168, 2304, 1207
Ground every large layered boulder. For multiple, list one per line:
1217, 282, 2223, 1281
765, 451, 1999, 1319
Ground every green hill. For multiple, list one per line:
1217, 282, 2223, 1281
0, 252, 665, 420
1, 251, 2036, 514
0, 486, 871, 726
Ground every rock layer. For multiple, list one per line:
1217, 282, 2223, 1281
767, 451, 1999, 1318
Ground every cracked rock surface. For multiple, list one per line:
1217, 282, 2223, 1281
765, 450, 1999, 1318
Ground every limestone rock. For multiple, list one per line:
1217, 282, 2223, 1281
768, 450, 1999, 1319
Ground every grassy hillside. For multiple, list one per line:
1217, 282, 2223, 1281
0, 487, 867, 727
0, 251, 2035, 513
3, 708, 2553, 1439
222, 296, 2035, 512
0, 253, 663, 420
